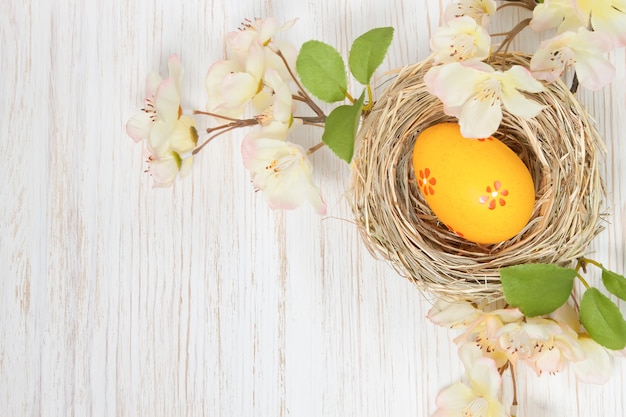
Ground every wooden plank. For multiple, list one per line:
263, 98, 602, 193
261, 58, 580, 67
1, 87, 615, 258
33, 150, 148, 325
0, 1, 624, 416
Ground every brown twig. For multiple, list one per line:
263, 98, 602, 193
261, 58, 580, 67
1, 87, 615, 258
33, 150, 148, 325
274, 49, 327, 118
491, 18, 532, 57
497, 0, 536, 12
510, 364, 518, 417
307, 142, 326, 155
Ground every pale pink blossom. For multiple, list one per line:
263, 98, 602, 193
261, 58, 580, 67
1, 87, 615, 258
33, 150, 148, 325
241, 134, 326, 214
530, 27, 616, 90
227, 17, 298, 79
552, 304, 613, 384
433, 344, 507, 417
444, 0, 497, 26
206, 17, 298, 119
530, 0, 582, 33
425, 61, 546, 138
428, 299, 524, 367
571, 336, 613, 384
427, 299, 483, 328
573, 0, 626, 47
144, 148, 194, 188
254, 69, 300, 140
127, 55, 185, 143
455, 307, 524, 367
497, 317, 584, 376
126, 55, 198, 187
431, 16, 491, 64
205, 42, 266, 119
227, 17, 297, 59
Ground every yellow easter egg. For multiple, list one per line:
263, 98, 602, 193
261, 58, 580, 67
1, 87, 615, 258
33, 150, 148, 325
412, 123, 535, 244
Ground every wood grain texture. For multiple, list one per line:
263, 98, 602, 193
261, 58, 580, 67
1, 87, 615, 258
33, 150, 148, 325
0, 1, 624, 416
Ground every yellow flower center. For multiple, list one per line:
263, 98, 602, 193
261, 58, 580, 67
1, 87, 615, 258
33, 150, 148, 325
473, 75, 501, 107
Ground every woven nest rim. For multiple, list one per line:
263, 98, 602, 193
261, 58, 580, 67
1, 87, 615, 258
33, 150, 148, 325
349, 53, 606, 304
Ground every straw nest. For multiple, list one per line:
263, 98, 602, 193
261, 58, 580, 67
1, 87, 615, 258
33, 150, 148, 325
350, 53, 606, 303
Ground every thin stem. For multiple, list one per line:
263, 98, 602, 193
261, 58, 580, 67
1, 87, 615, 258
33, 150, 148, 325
193, 110, 242, 122
510, 363, 518, 417
275, 49, 326, 118
576, 273, 591, 290
491, 18, 532, 57
490, 31, 515, 37
497, 1, 535, 12
297, 115, 326, 124
577, 257, 604, 272
307, 142, 325, 155
208, 119, 258, 134
362, 85, 374, 112
301, 121, 325, 128
192, 125, 240, 155
343, 89, 356, 104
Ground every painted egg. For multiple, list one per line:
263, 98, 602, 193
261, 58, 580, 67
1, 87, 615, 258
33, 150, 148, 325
412, 123, 535, 244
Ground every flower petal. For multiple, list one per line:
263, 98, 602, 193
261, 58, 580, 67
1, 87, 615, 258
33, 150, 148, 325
427, 299, 479, 327
435, 382, 475, 413
168, 116, 198, 154
574, 52, 616, 90
245, 42, 266, 79
126, 110, 153, 142
167, 54, 184, 92
148, 119, 176, 155
572, 336, 613, 384
221, 72, 259, 108
573, 0, 626, 47
146, 150, 182, 188
145, 72, 162, 100
468, 357, 502, 398
551, 303, 581, 331
500, 87, 545, 119
570, 29, 616, 90
431, 16, 491, 63
530, 0, 583, 33
242, 135, 326, 214
425, 63, 482, 107
444, 0, 497, 26
179, 156, 194, 178
258, 16, 279, 44
458, 342, 485, 371
530, 37, 575, 83
154, 78, 181, 123
205, 60, 243, 112
458, 93, 502, 138
503, 65, 546, 93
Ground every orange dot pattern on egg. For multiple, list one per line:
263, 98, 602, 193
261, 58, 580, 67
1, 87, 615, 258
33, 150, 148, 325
418, 168, 437, 196
478, 180, 509, 210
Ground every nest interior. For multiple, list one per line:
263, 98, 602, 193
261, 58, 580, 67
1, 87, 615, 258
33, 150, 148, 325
350, 54, 606, 303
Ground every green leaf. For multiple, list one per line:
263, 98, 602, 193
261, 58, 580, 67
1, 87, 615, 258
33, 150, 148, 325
348, 27, 394, 85
579, 288, 626, 350
602, 268, 626, 301
500, 264, 576, 317
296, 40, 347, 103
322, 92, 365, 162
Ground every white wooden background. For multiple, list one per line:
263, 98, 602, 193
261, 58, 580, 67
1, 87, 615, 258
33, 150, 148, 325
1, 1, 624, 416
